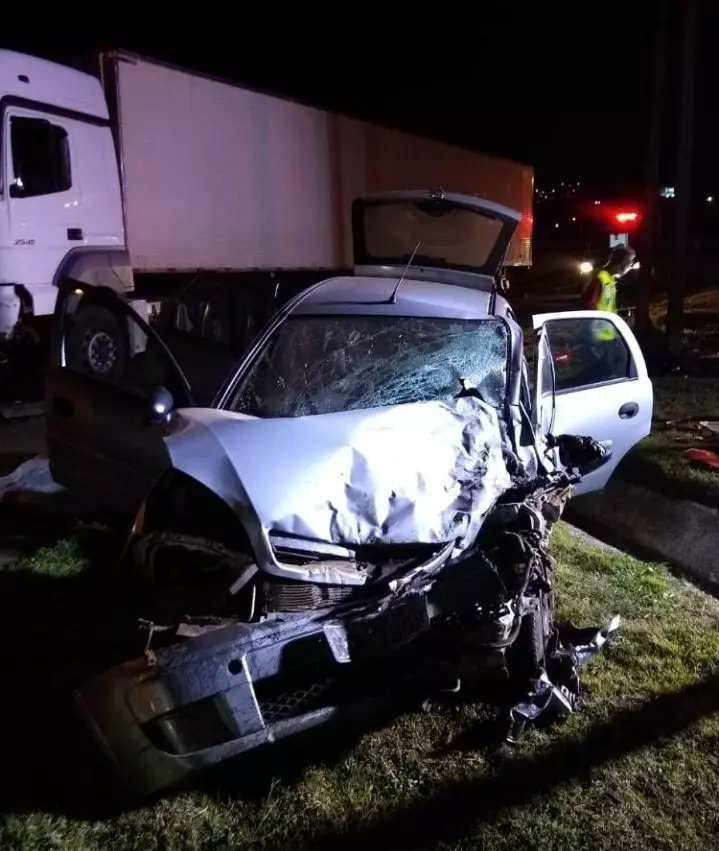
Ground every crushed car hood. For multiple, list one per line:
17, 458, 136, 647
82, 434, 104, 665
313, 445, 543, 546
164, 398, 513, 549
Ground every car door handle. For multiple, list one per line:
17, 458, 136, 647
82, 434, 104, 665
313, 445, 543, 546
67, 228, 83, 241
618, 402, 639, 419
52, 397, 74, 418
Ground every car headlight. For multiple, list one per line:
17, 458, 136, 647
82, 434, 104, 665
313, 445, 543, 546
579, 261, 594, 275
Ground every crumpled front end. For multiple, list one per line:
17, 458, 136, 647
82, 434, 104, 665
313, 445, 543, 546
163, 397, 514, 559
75, 384, 619, 797
75, 441, 619, 798
74, 545, 496, 798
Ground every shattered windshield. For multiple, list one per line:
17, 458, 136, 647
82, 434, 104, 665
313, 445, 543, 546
231, 315, 509, 418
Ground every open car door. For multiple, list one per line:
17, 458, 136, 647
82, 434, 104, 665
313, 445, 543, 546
46, 279, 195, 516
532, 309, 653, 495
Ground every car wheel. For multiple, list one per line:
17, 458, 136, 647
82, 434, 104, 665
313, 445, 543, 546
65, 304, 128, 382
125, 474, 256, 620
130, 530, 246, 619
508, 591, 554, 681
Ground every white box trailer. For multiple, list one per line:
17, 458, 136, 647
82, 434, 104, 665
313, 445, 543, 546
0, 48, 533, 375
109, 52, 533, 274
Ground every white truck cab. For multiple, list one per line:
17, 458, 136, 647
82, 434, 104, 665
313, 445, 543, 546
0, 50, 138, 358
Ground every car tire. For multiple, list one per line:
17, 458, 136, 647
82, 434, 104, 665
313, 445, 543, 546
508, 591, 553, 681
65, 304, 128, 382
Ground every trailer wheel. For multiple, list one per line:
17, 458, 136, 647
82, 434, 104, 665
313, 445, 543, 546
65, 304, 128, 382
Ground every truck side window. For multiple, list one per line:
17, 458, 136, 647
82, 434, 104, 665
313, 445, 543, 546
10, 117, 72, 198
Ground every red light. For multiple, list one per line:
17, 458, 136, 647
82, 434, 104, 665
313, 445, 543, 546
615, 211, 639, 224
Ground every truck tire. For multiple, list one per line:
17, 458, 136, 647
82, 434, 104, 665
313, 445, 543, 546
65, 304, 128, 382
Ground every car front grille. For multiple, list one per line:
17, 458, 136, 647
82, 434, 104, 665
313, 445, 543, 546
256, 677, 333, 723
263, 581, 356, 613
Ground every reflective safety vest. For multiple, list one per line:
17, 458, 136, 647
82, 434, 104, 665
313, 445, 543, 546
593, 269, 617, 340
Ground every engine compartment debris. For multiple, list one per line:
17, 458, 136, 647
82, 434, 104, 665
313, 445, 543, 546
73, 428, 620, 798
507, 615, 621, 743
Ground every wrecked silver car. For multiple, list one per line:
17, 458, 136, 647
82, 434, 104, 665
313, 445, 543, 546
46, 190, 653, 796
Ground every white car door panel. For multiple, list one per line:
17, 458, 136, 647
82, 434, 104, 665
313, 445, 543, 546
532, 310, 653, 495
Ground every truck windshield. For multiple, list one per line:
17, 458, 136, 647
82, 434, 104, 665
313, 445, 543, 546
231, 315, 509, 418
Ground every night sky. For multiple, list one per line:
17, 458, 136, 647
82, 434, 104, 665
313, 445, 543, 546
5, 3, 716, 198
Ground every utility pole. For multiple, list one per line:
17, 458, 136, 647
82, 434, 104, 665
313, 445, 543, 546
667, 0, 698, 354
635, 0, 670, 339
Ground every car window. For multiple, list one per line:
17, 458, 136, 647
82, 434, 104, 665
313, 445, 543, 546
62, 289, 187, 401
230, 315, 509, 418
543, 317, 631, 392
354, 196, 512, 276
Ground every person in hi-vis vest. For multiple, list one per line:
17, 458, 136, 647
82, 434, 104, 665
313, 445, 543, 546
581, 245, 636, 381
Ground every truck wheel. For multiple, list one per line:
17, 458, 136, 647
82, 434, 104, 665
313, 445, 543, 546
66, 305, 128, 382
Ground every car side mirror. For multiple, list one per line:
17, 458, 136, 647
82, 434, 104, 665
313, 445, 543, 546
148, 386, 174, 426
8, 176, 29, 198
576, 441, 613, 476
549, 434, 613, 477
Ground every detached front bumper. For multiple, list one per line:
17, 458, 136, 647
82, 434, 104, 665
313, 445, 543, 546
74, 593, 433, 797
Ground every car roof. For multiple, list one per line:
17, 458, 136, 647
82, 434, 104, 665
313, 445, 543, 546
291, 275, 495, 321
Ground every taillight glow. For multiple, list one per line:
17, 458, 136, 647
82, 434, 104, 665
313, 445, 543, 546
615, 211, 639, 224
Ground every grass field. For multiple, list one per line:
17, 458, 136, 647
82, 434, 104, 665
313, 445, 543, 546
1, 524, 717, 850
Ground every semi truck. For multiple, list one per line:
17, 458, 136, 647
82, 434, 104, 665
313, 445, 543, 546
0, 49, 534, 383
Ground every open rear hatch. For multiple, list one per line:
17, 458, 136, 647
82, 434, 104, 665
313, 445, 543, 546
351, 188, 521, 283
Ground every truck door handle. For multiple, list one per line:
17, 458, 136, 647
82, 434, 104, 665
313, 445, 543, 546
618, 402, 639, 419
67, 228, 83, 241
52, 397, 74, 418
